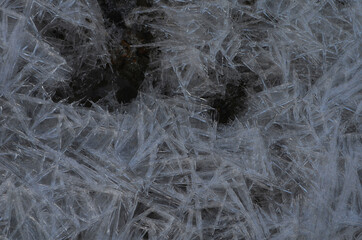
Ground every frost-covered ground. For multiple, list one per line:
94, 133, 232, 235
0, 0, 361, 239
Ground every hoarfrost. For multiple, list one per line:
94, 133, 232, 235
0, 0, 361, 239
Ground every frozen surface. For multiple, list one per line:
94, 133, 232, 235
0, 0, 361, 239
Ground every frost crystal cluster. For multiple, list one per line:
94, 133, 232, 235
0, 0, 361, 239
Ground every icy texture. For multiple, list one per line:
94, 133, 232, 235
0, 0, 361, 239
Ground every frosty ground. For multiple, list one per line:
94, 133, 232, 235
0, 0, 361, 239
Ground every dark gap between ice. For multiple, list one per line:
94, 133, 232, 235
52, 0, 154, 108
206, 61, 259, 124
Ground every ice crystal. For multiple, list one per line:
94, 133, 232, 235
0, 0, 361, 239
